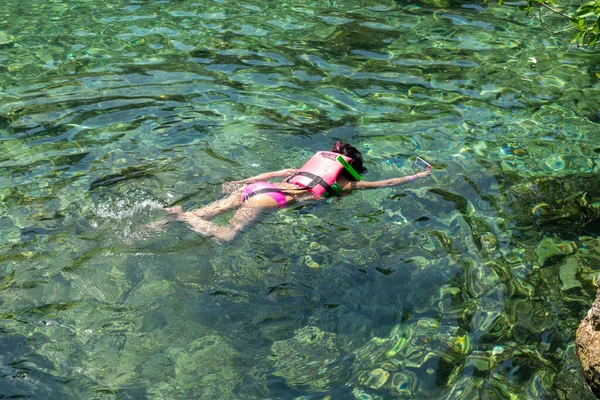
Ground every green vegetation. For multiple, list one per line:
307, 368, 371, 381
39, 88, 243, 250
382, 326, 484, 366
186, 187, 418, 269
515, 0, 600, 46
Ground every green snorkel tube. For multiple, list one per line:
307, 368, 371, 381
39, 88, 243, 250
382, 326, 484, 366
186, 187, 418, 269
323, 155, 363, 203
337, 155, 362, 180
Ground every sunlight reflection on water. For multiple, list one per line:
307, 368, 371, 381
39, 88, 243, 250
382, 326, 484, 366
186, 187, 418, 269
0, 0, 599, 398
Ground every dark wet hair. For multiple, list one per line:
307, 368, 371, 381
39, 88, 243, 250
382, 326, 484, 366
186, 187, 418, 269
331, 141, 367, 181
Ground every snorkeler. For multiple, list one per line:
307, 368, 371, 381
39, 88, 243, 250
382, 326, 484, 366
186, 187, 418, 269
163, 141, 431, 242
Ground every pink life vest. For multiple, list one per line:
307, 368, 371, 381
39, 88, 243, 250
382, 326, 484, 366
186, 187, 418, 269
285, 151, 351, 198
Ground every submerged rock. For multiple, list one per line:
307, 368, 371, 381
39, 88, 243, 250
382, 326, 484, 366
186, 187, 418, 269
351, 319, 471, 396
577, 278, 600, 398
0, 31, 14, 48
535, 237, 577, 267
147, 334, 240, 399
391, 370, 418, 397
359, 368, 390, 390
505, 175, 600, 238
270, 326, 345, 392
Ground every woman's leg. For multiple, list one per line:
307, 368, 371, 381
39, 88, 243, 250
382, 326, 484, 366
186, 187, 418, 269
137, 190, 242, 238
165, 189, 243, 220
165, 186, 287, 242
177, 205, 264, 242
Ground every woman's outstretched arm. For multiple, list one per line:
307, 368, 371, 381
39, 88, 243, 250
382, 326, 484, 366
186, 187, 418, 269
338, 170, 432, 191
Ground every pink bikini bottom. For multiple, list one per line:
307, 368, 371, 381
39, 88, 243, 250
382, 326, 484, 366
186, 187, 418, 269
241, 182, 287, 208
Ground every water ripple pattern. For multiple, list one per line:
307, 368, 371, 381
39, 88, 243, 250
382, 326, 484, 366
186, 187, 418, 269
0, 0, 599, 398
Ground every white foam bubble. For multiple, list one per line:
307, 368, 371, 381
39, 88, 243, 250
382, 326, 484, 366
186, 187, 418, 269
94, 199, 163, 220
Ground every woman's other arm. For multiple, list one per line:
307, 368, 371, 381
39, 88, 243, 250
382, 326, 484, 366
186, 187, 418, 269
232, 168, 297, 184
222, 169, 297, 192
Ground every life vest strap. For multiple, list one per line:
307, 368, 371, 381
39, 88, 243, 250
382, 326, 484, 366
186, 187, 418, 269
286, 171, 341, 197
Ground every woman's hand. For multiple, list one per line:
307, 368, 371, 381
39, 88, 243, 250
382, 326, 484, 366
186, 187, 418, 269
415, 170, 432, 179
222, 181, 244, 193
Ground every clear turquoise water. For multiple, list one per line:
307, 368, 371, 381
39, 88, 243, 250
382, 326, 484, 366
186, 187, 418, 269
1, 0, 599, 398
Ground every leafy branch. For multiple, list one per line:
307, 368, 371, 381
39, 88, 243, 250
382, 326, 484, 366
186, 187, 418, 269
512, 0, 600, 46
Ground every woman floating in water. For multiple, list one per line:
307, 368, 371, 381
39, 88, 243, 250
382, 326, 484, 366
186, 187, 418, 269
163, 141, 431, 242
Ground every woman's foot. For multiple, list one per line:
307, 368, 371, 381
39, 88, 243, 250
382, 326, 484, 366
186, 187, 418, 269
130, 219, 170, 241
164, 205, 183, 215
130, 207, 181, 241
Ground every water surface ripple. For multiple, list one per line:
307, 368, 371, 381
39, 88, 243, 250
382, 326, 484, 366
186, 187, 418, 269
0, 0, 599, 398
